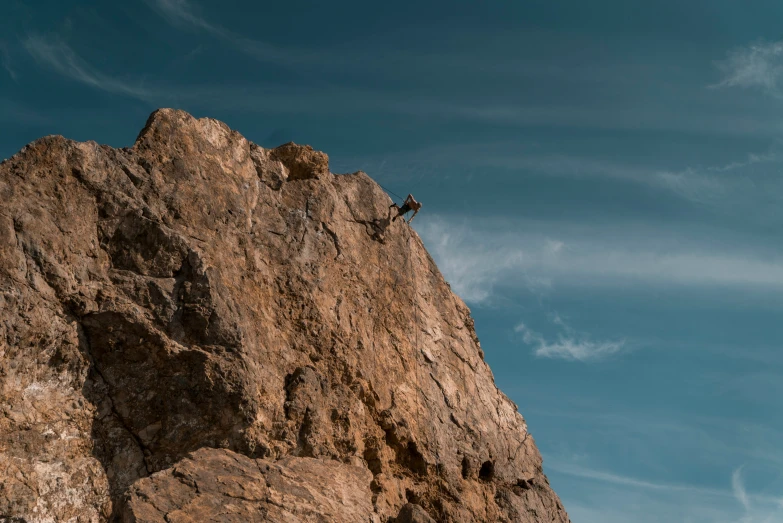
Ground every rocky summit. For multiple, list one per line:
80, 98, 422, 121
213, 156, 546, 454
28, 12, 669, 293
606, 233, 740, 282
0, 109, 570, 522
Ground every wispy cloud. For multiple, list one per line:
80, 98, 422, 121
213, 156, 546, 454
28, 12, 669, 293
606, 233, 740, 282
551, 459, 783, 507
510, 154, 730, 204
415, 218, 527, 303
550, 460, 783, 523
531, 407, 783, 487
144, 0, 316, 66
0, 43, 17, 81
343, 142, 783, 207
707, 151, 779, 173
20, 35, 339, 110
145, 0, 216, 32
537, 407, 783, 522
20, 37, 316, 107
514, 320, 625, 361
561, 148, 782, 206
15, 33, 434, 116
23, 35, 158, 101
713, 40, 783, 97
733, 466, 751, 512
415, 215, 783, 305
138, 2, 783, 138
395, 100, 783, 137
548, 460, 730, 498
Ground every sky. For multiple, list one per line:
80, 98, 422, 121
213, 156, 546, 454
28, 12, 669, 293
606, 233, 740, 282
4, 1, 783, 521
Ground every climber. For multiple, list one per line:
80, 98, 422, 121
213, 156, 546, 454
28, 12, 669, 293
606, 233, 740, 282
389, 194, 422, 224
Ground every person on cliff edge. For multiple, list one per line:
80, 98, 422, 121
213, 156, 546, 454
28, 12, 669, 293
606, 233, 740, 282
389, 194, 422, 224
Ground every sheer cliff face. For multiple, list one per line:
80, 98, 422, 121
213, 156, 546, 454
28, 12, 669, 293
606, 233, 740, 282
0, 109, 570, 523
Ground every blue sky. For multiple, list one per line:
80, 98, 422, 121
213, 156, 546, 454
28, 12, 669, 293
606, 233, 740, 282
4, 1, 783, 521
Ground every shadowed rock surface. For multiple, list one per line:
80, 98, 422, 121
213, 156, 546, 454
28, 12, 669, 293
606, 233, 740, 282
0, 109, 570, 522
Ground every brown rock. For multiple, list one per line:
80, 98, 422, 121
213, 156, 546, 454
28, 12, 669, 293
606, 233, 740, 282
0, 108, 570, 522
268, 142, 329, 180
123, 447, 374, 522
394, 503, 436, 523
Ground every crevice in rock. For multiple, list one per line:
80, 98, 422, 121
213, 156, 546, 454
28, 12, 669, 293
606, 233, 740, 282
168, 254, 193, 343
171, 468, 200, 494
91, 363, 152, 475
515, 478, 533, 491
479, 460, 495, 482
76, 321, 150, 521
382, 429, 428, 477
511, 432, 530, 461
119, 163, 144, 189
321, 222, 342, 259
446, 342, 477, 372
461, 457, 471, 480
350, 218, 391, 244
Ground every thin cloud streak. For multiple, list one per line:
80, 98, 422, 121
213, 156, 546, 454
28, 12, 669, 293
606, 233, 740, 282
144, 1, 610, 80
0, 43, 17, 81
93, 5, 783, 137
548, 460, 729, 498
20, 29, 783, 141
413, 100, 783, 136
549, 460, 783, 508
146, 0, 217, 32
552, 462, 783, 523
17, 34, 524, 120
144, 0, 320, 66
733, 466, 751, 512
23, 35, 159, 101
346, 143, 783, 206
530, 407, 783, 483
19, 35, 356, 110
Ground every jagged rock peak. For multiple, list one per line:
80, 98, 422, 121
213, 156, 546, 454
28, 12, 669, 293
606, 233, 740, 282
0, 108, 570, 522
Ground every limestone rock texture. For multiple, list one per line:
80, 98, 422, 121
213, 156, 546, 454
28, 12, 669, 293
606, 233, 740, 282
0, 109, 570, 522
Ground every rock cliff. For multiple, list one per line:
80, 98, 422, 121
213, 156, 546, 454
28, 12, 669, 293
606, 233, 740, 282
0, 109, 570, 522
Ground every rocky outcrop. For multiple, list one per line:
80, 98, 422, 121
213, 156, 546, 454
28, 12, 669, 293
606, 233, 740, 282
123, 448, 375, 522
0, 109, 569, 522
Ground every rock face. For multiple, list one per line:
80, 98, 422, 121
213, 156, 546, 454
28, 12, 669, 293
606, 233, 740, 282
0, 109, 570, 522
124, 447, 375, 522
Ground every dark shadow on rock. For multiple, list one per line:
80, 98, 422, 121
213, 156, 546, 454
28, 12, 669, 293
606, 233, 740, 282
71, 226, 260, 520
354, 215, 392, 244
392, 503, 436, 523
